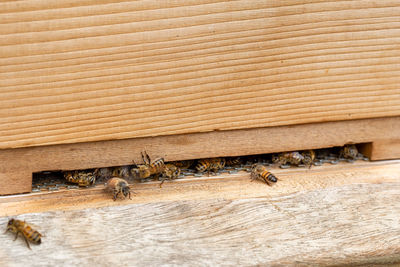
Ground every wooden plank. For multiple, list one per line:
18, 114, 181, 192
0, 116, 399, 195
0, 0, 400, 149
0, 161, 399, 266
1, 159, 399, 216
361, 139, 400, 160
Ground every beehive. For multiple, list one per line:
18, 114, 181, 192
0, 1, 400, 265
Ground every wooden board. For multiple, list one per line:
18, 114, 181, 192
1, 0, 400, 149
1, 116, 399, 196
0, 160, 399, 266
0, 116, 399, 195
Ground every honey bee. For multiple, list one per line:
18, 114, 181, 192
340, 144, 358, 160
250, 164, 278, 186
160, 163, 181, 187
106, 177, 132, 201
94, 167, 113, 182
5, 219, 42, 249
170, 160, 194, 169
131, 151, 165, 180
64, 170, 96, 186
130, 164, 152, 180
225, 157, 242, 167
195, 157, 226, 175
112, 165, 131, 179
273, 152, 304, 166
301, 150, 316, 168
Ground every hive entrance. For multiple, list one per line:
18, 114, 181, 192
31, 144, 370, 194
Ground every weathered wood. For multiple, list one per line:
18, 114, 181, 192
0, 182, 399, 266
1, 117, 399, 195
1, 0, 400, 149
1, 159, 399, 216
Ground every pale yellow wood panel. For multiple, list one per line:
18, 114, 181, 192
1, 0, 400, 149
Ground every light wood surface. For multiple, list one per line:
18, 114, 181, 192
1, 0, 400, 149
0, 160, 399, 266
1, 159, 399, 216
0, 117, 399, 195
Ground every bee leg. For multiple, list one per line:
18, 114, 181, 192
22, 235, 31, 250
14, 231, 19, 241
263, 177, 272, 186
159, 177, 166, 188
141, 152, 148, 165
128, 191, 132, 200
113, 190, 118, 201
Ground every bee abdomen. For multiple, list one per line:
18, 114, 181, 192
150, 158, 165, 174
195, 160, 210, 172
25, 226, 41, 244
262, 171, 277, 183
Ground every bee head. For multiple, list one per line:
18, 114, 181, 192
122, 186, 130, 198
7, 218, 14, 226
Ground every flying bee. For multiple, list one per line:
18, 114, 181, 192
301, 150, 316, 168
340, 144, 358, 160
64, 170, 96, 186
225, 157, 242, 167
106, 177, 132, 201
273, 152, 304, 166
112, 165, 131, 179
5, 219, 42, 249
195, 157, 226, 175
250, 164, 278, 186
160, 163, 181, 187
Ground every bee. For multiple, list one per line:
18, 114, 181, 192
112, 165, 131, 179
106, 177, 132, 201
250, 164, 278, 186
273, 152, 304, 166
160, 163, 181, 187
5, 219, 42, 249
340, 144, 358, 160
131, 151, 165, 180
225, 157, 242, 167
195, 157, 226, 175
131, 164, 152, 180
170, 160, 194, 169
94, 167, 113, 182
64, 170, 96, 186
301, 150, 316, 168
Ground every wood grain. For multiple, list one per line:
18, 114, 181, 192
364, 139, 400, 160
1, 159, 399, 216
0, 182, 399, 266
0, 0, 400, 149
1, 116, 399, 195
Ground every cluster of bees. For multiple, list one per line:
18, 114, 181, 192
9, 144, 365, 249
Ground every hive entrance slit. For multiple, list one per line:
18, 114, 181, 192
30, 143, 371, 194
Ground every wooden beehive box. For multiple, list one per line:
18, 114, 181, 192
0, 1, 400, 265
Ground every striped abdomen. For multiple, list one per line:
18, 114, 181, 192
65, 171, 96, 186
195, 159, 211, 172
149, 158, 165, 174
260, 170, 277, 184
23, 224, 42, 244
196, 158, 225, 173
